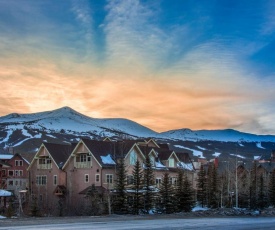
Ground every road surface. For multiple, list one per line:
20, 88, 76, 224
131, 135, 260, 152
1, 217, 275, 230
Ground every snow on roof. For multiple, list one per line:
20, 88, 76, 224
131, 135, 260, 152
155, 161, 166, 168
254, 156, 261, 160
100, 154, 115, 165
177, 162, 193, 171
0, 189, 12, 196
0, 154, 13, 160
213, 152, 221, 157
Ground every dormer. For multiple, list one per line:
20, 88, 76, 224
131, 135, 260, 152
73, 143, 92, 168
36, 146, 52, 169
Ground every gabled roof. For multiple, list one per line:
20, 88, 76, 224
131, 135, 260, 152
8, 153, 31, 165
157, 149, 179, 162
43, 142, 76, 168
79, 185, 107, 195
28, 142, 75, 170
0, 160, 11, 167
80, 139, 116, 167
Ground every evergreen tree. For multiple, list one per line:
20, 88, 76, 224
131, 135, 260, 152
113, 158, 128, 214
132, 160, 143, 215
258, 174, 268, 209
268, 169, 275, 207
208, 164, 219, 208
181, 174, 195, 212
143, 150, 155, 213
159, 172, 175, 214
175, 169, 185, 211
85, 184, 101, 215
196, 165, 207, 207
250, 161, 258, 209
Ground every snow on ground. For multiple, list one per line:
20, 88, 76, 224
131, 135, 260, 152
230, 154, 246, 159
100, 154, 116, 164
213, 152, 221, 157
238, 142, 244, 147
192, 206, 209, 212
256, 142, 265, 149
0, 129, 13, 144
196, 146, 206, 150
0, 215, 6, 219
174, 145, 204, 158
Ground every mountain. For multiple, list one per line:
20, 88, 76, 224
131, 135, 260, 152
0, 106, 275, 160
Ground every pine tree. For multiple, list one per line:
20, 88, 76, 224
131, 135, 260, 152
159, 172, 175, 214
85, 184, 101, 215
208, 164, 219, 208
143, 150, 155, 213
250, 161, 258, 209
113, 158, 128, 214
175, 169, 185, 211
181, 174, 195, 212
258, 174, 268, 209
196, 165, 207, 207
268, 169, 275, 207
132, 160, 143, 215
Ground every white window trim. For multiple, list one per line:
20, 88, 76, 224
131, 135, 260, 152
85, 174, 89, 183
53, 175, 57, 185
106, 174, 113, 184
95, 174, 100, 183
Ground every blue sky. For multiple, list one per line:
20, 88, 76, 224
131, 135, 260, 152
0, 0, 275, 134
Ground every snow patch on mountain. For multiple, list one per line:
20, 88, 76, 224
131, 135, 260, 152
256, 142, 265, 149
174, 145, 204, 158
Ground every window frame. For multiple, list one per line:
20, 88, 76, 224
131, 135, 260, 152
106, 174, 113, 184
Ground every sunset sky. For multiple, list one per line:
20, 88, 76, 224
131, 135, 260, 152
1, 0, 275, 134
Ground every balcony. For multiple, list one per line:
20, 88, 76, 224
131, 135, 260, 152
37, 163, 52, 169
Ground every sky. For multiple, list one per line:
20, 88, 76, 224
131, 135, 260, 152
1, 0, 275, 135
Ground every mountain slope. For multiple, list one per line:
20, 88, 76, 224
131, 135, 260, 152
0, 107, 275, 157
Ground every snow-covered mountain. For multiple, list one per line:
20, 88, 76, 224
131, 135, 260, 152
161, 128, 275, 142
0, 106, 275, 155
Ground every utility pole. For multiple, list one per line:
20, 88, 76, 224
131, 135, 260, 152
235, 156, 238, 208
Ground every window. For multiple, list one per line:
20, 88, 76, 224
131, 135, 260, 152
75, 154, 91, 168
95, 174, 100, 183
36, 175, 47, 185
15, 160, 23, 166
168, 177, 177, 185
1, 169, 6, 176
15, 170, 23, 176
8, 180, 13, 186
38, 157, 52, 169
106, 174, 113, 184
8, 170, 14, 176
127, 175, 134, 185
130, 150, 137, 165
53, 175, 57, 185
156, 178, 161, 187
169, 157, 175, 167
15, 180, 18, 186
85, 174, 89, 183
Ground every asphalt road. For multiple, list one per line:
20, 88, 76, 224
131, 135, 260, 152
1, 217, 275, 230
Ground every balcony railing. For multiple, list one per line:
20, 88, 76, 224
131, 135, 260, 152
74, 162, 91, 168
37, 163, 52, 169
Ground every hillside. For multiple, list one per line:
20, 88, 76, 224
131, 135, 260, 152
0, 106, 274, 160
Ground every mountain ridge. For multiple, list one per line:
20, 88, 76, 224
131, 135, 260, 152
0, 107, 275, 158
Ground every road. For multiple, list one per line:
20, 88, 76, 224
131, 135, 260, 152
1, 217, 275, 230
